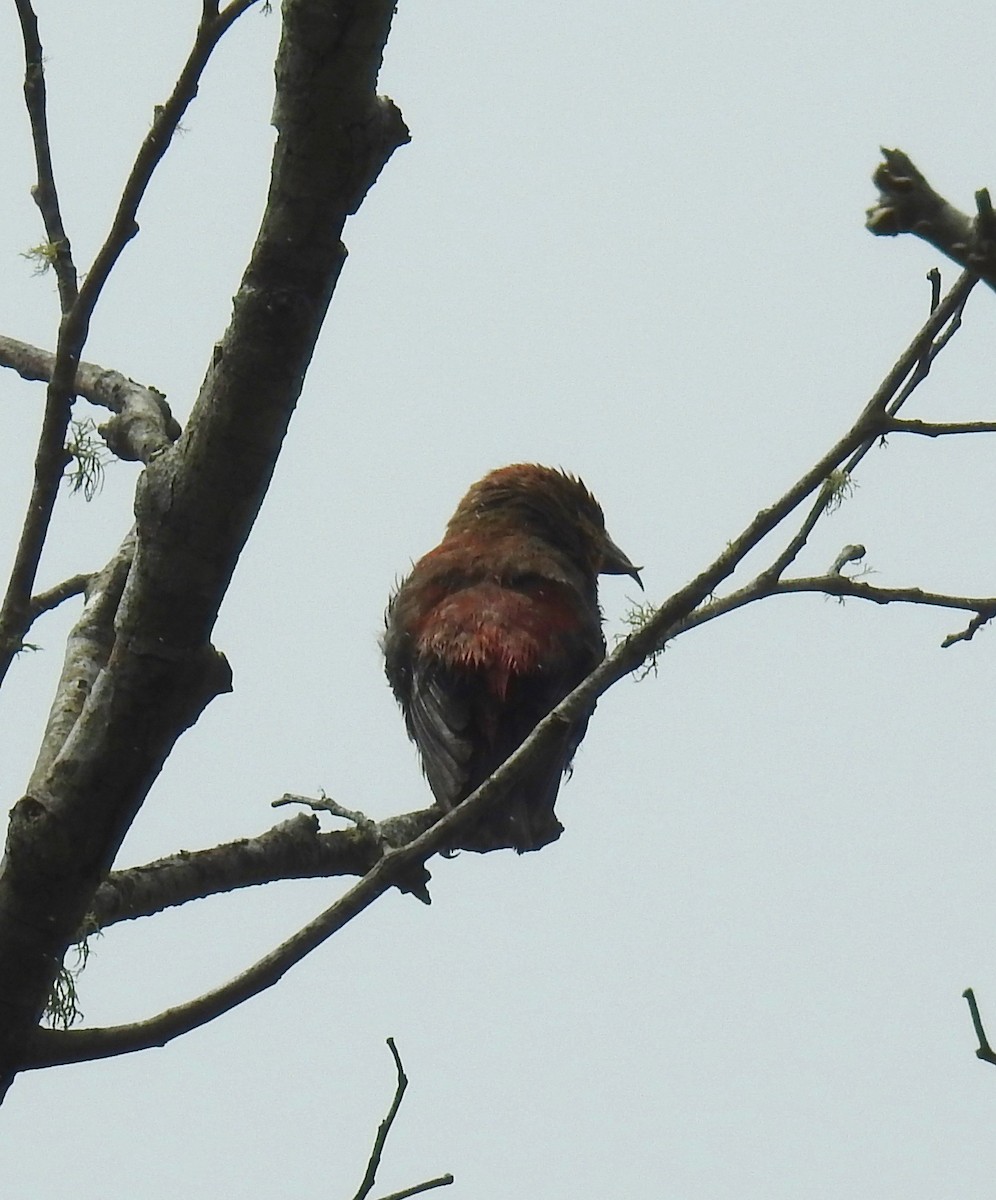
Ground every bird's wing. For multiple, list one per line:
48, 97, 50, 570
405, 656, 477, 810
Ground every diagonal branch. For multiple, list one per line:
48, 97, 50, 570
24, 782, 496, 1067
615, 269, 976, 666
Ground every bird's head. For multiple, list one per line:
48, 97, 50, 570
448, 464, 642, 587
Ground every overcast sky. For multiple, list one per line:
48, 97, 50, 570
3, 2, 996, 1197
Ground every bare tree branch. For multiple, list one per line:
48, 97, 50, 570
373, 1178, 455, 1200
89, 808, 437, 929
272, 790, 379, 830
25, 538, 135, 793
776, 576, 996, 636
963, 988, 996, 1066
27, 574, 91, 622
1, 4, 77, 678
347, 1039, 453, 1200
352, 1039, 408, 1200
941, 608, 996, 649
867, 149, 996, 292
12, 0, 78, 310
658, 567, 996, 653
885, 417, 996, 438
0, 335, 181, 462
762, 270, 976, 582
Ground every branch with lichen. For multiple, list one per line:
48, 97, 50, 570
0, 335, 181, 463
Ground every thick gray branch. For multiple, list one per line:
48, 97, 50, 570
0, 335, 181, 462
26, 537, 135, 793
90, 809, 437, 928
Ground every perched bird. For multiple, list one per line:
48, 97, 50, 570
383, 464, 641, 853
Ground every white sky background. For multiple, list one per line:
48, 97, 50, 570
2, 1, 996, 1196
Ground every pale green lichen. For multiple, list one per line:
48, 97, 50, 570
65, 418, 111, 501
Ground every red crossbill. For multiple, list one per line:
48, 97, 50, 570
383, 464, 640, 853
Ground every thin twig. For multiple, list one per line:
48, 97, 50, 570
885, 417, 996, 437
27, 574, 91, 621
775, 575, 996, 616
350, 1040, 454, 1200
12, 0, 78, 311
351, 1039, 410, 1200
963, 989, 996, 1066
942, 608, 996, 648
1, 2, 80, 679
72, 1, 262, 330
664, 570, 996, 649
373, 1176, 455, 1200
272, 791, 377, 831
